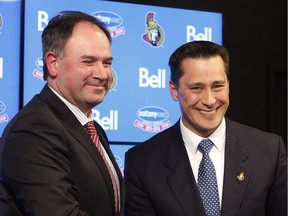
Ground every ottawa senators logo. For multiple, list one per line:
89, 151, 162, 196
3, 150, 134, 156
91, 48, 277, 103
142, 12, 164, 47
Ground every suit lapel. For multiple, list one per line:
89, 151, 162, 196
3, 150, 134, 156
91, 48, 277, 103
163, 119, 251, 216
221, 119, 250, 216
64, 117, 124, 214
64, 118, 119, 212
96, 124, 123, 181
95, 123, 125, 212
39, 85, 117, 211
164, 122, 206, 216
40, 85, 110, 178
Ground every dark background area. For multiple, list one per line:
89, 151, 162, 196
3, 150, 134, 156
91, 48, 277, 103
109, 0, 287, 145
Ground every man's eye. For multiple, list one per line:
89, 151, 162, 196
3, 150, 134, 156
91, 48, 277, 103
191, 87, 201, 91
103, 62, 112, 67
212, 85, 225, 92
83, 60, 93, 65
214, 84, 225, 89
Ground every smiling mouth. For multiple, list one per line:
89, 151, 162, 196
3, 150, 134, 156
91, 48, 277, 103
198, 106, 220, 114
200, 109, 216, 114
88, 83, 107, 89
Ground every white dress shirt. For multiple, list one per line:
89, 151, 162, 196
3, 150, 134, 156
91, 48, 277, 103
48, 85, 120, 208
180, 117, 226, 207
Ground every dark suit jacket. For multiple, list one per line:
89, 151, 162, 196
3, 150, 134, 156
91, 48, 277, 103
124, 119, 287, 216
0, 84, 125, 216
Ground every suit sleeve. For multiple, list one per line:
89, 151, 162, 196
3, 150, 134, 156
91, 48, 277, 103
1, 114, 90, 216
266, 136, 287, 216
124, 150, 156, 216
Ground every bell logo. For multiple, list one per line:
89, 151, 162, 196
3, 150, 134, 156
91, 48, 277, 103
0, 57, 3, 79
92, 109, 118, 131
139, 67, 166, 88
38, 11, 49, 31
186, 25, 212, 42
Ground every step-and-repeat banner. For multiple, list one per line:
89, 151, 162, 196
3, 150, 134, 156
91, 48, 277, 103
0, 0, 21, 137
23, 0, 222, 143
1, 0, 222, 170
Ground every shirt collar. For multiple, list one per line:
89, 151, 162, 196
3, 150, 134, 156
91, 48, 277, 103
48, 85, 93, 125
180, 117, 226, 155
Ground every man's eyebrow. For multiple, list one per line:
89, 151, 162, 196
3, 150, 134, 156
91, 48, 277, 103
213, 79, 227, 84
80, 55, 96, 60
187, 79, 226, 86
80, 55, 113, 61
105, 56, 113, 62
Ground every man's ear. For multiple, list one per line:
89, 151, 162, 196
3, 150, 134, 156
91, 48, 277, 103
169, 80, 178, 101
45, 51, 58, 78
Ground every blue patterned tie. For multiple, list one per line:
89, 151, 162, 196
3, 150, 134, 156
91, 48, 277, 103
197, 139, 221, 216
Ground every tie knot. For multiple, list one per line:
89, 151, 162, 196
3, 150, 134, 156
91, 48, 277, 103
84, 121, 97, 135
198, 139, 213, 154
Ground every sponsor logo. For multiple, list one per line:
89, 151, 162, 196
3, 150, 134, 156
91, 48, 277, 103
38, 11, 49, 31
92, 11, 125, 38
0, 114, 8, 123
36, 57, 43, 70
0, 101, 6, 114
139, 67, 166, 88
187, 26, 212, 42
142, 12, 164, 47
32, 57, 44, 80
93, 109, 118, 131
134, 106, 171, 132
0, 101, 8, 123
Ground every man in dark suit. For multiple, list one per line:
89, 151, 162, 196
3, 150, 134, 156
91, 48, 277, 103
0, 11, 124, 216
124, 41, 287, 216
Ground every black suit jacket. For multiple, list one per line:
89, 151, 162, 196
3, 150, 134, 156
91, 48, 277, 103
124, 119, 287, 216
0, 85, 125, 216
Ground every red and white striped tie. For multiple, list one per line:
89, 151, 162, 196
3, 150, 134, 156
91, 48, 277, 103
84, 121, 119, 215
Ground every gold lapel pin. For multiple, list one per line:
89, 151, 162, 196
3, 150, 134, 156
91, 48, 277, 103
237, 172, 245, 181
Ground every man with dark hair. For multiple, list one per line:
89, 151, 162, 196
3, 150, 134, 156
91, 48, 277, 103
0, 11, 124, 216
124, 40, 287, 216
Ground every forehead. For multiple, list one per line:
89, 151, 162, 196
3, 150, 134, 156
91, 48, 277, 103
64, 22, 111, 54
180, 56, 227, 82
71, 21, 102, 36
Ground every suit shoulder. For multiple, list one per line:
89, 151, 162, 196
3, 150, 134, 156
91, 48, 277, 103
126, 123, 180, 155
226, 119, 285, 147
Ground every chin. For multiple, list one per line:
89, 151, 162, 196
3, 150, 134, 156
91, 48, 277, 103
88, 98, 103, 107
198, 119, 221, 131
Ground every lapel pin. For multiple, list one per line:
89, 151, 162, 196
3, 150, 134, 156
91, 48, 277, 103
237, 172, 245, 181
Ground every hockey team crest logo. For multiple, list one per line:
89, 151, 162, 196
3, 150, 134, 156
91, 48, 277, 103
142, 12, 164, 47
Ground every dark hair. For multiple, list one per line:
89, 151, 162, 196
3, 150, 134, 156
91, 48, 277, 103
41, 11, 111, 80
168, 40, 229, 86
